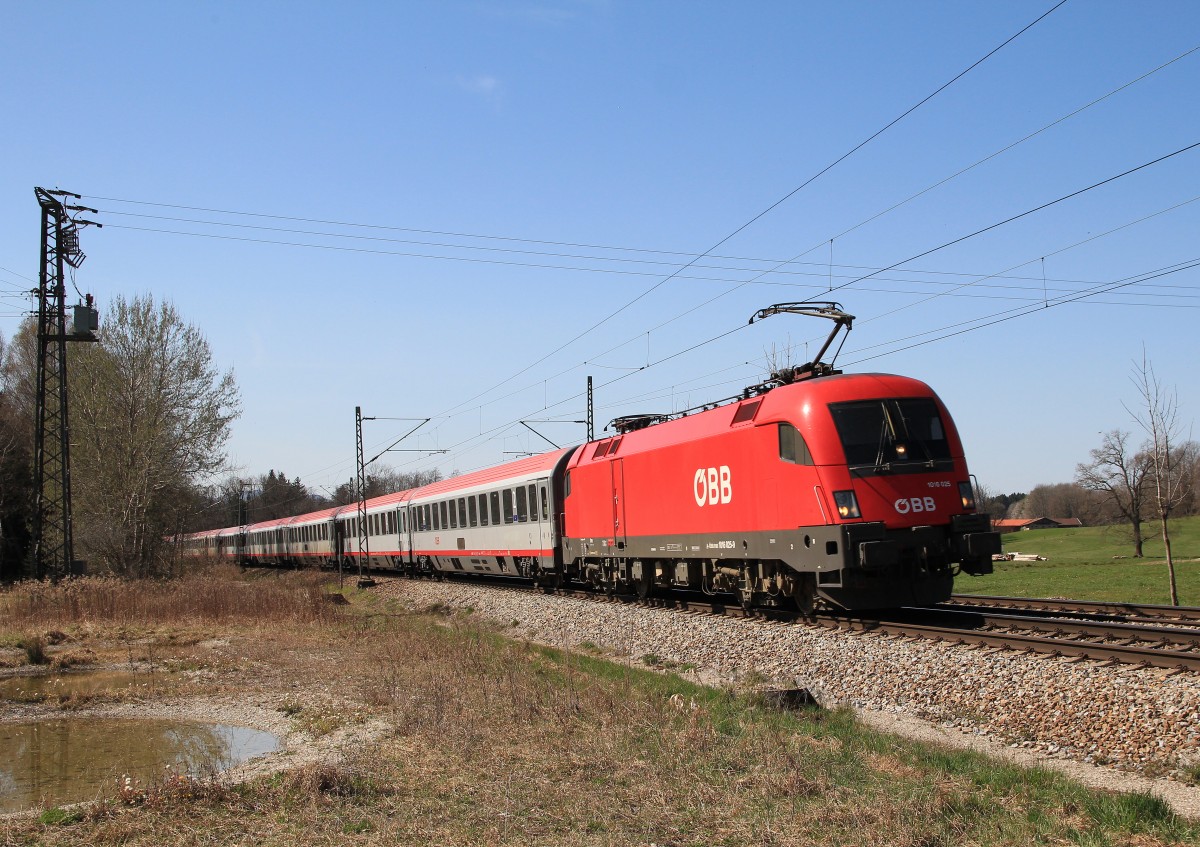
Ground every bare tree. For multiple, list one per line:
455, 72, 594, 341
330, 464, 443, 505
1007, 482, 1100, 523
69, 295, 241, 574
1127, 353, 1191, 605
1075, 429, 1151, 556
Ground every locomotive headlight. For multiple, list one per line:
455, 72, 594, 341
958, 482, 977, 511
894, 442, 908, 459
833, 490, 861, 519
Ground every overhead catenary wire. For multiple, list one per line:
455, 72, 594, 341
846, 258, 1200, 366
827, 140, 1200, 295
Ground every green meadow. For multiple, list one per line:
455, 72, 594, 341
955, 515, 1200, 605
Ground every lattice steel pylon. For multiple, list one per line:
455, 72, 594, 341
31, 188, 99, 580
354, 405, 371, 586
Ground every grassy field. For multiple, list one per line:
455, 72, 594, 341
1, 567, 1197, 845
955, 514, 1200, 605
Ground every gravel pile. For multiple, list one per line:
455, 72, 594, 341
383, 579, 1200, 778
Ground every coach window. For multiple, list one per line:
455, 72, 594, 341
540, 485, 549, 521
515, 486, 528, 522
489, 491, 501, 525
440, 501, 449, 530
457, 498, 466, 528
433, 503, 441, 531
449, 500, 458, 529
477, 494, 488, 526
778, 422, 814, 465
467, 497, 477, 527
502, 489, 514, 524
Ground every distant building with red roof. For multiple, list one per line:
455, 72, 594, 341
992, 517, 1084, 533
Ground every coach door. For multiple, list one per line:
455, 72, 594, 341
533, 477, 551, 569
611, 459, 627, 551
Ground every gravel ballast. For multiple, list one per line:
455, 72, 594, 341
382, 577, 1200, 817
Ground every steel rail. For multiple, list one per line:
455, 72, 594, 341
950, 593, 1200, 622
811, 615, 1200, 673
902, 607, 1200, 649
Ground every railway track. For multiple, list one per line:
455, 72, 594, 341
949, 593, 1200, 625
417, 575, 1200, 673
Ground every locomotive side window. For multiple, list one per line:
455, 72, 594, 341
778, 422, 814, 465
829, 398, 952, 470
503, 489, 514, 524
489, 491, 501, 525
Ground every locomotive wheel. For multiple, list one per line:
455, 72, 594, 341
635, 571, 652, 601
792, 574, 817, 618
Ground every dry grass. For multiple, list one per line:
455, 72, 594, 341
0, 563, 334, 629
2, 570, 1197, 846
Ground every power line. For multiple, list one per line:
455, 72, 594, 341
828, 140, 1200, 295
846, 258, 1200, 365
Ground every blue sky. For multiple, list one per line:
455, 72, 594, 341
1, 1, 1196, 497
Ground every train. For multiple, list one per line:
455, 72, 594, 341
181, 306, 999, 611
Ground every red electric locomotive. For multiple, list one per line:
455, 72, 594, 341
560, 303, 998, 610
560, 370, 996, 610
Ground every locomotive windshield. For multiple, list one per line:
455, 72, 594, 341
829, 397, 952, 474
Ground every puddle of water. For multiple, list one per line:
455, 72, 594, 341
0, 671, 165, 703
0, 719, 280, 813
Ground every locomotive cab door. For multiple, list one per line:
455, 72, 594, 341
611, 459, 627, 551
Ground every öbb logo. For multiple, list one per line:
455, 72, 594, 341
694, 466, 732, 506
894, 496, 937, 515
